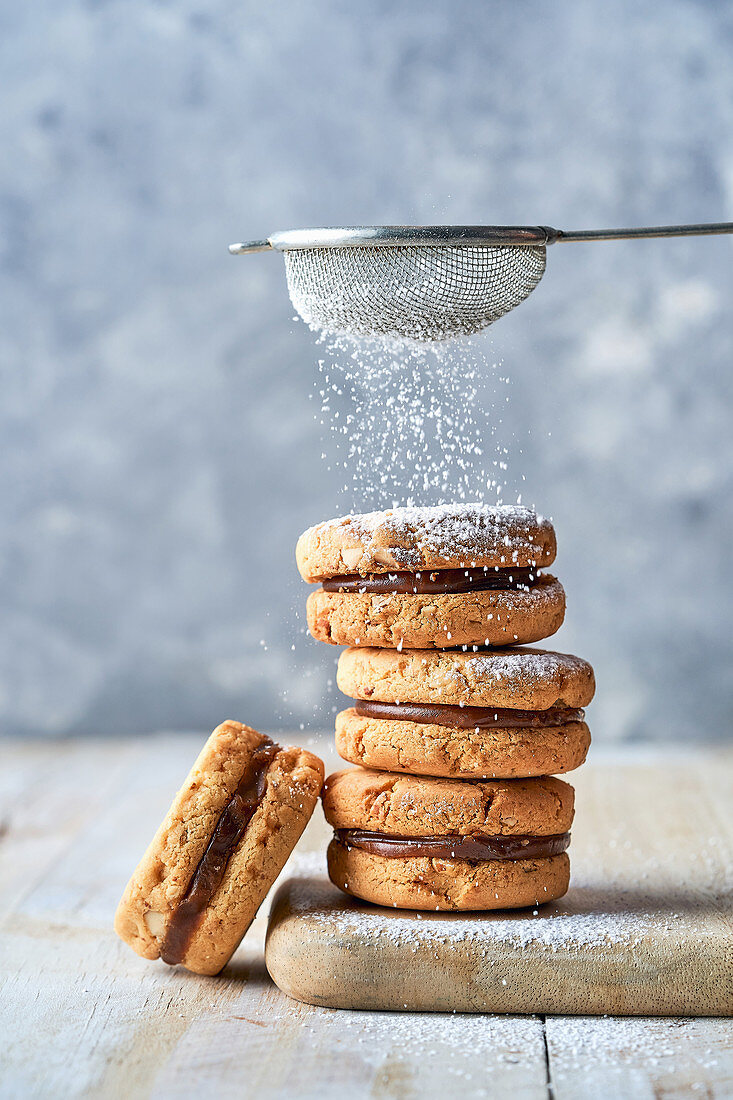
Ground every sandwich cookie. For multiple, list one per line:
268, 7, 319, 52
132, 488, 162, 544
336, 646, 594, 779
322, 768, 574, 911
297, 503, 564, 649
115, 721, 324, 975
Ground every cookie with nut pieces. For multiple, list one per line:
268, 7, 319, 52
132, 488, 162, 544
322, 767, 574, 911
297, 503, 564, 648
115, 721, 324, 975
335, 645, 594, 779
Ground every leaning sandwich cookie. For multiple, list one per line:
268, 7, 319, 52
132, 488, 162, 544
115, 721, 324, 975
335, 646, 594, 779
322, 768, 574, 911
296, 503, 565, 649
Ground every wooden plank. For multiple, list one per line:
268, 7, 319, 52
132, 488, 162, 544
0, 733, 549, 1100
1, 737, 731, 1100
0, 741, 47, 813
0, 738, 142, 925
149, 996, 549, 1100
0, 736, 195, 1098
546, 1016, 733, 1100
543, 749, 733, 1095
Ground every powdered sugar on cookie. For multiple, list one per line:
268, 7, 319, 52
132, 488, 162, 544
462, 648, 591, 685
334, 502, 546, 559
297, 502, 556, 581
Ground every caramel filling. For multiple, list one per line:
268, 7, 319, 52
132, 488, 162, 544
321, 566, 537, 595
160, 737, 280, 966
354, 699, 584, 730
335, 829, 570, 862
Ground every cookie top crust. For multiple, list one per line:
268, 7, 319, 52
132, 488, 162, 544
322, 768, 574, 836
296, 503, 556, 581
337, 646, 595, 710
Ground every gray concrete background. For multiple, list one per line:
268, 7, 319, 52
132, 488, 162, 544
2, 0, 732, 740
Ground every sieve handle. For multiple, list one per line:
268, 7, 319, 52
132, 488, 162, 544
555, 222, 733, 243
228, 240, 273, 254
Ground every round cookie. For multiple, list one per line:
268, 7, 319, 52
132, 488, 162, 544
322, 768, 574, 911
335, 708, 590, 779
296, 502, 557, 580
327, 843, 570, 912
306, 574, 565, 649
298, 504, 562, 649
115, 721, 324, 975
336, 646, 595, 709
323, 768, 575, 835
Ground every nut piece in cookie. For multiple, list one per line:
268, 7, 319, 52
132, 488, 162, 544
322, 768, 574, 911
114, 720, 324, 975
297, 503, 564, 649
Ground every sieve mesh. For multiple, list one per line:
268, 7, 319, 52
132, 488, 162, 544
283, 244, 547, 341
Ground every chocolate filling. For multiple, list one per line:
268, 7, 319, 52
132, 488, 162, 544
335, 829, 570, 862
321, 566, 537, 595
354, 699, 584, 729
160, 737, 280, 966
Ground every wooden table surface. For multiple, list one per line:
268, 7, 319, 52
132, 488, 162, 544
0, 734, 731, 1100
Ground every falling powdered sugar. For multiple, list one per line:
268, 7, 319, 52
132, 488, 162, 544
312, 332, 526, 510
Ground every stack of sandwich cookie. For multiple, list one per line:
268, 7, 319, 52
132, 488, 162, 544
298, 502, 595, 912
115, 721, 324, 974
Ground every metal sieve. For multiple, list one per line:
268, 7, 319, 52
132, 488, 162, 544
229, 223, 733, 341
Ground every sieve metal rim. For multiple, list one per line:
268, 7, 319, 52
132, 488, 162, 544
229, 226, 556, 254
230, 221, 733, 254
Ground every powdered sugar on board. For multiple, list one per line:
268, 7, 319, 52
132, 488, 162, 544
276, 875, 677, 952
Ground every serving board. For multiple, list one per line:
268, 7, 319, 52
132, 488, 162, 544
266, 749, 733, 1015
